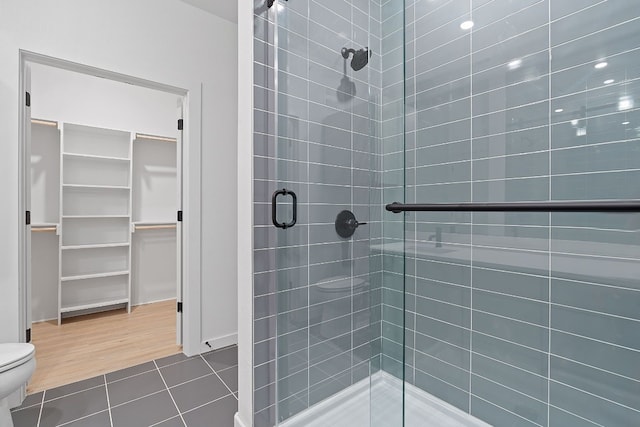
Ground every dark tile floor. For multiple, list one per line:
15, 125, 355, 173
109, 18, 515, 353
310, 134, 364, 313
11, 345, 238, 427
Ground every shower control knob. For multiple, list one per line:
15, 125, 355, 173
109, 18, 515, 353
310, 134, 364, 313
335, 210, 367, 238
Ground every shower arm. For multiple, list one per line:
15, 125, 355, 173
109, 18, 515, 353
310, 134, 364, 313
341, 48, 357, 59
386, 200, 640, 213
267, 0, 287, 9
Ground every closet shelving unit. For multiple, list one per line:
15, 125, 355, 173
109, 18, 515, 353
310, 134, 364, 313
30, 119, 179, 325
58, 123, 133, 323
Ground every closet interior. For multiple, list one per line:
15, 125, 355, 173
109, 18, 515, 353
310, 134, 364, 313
30, 119, 179, 324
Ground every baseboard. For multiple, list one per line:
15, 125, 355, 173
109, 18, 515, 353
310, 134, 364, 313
131, 297, 176, 307
32, 298, 177, 324
200, 332, 238, 353
234, 411, 250, 427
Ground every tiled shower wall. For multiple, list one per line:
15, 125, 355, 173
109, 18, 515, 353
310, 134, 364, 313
252, 0, 383, 425
379, 1, 640, 426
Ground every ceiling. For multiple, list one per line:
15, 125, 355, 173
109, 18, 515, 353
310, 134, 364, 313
180, 0, 237, 23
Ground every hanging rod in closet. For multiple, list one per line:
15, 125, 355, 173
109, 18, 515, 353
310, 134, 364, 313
135, 224, 177, 230
386, 200, 640, 213
31, 227, 57, 233
135, 133, 177, 143
31, 119, 58, 127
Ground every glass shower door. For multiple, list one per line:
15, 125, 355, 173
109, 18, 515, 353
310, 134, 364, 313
258, 0, 403, 425
396, 1, 640, 426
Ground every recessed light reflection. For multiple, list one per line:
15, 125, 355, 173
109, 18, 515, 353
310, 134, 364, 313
618, 95, 634, 111
460, 21, 474, 30
604, 79, 615, 84
594, 61, 608, 69
554, 108, 564, 113
622, 121, 630, 125
508, 59, 522, 70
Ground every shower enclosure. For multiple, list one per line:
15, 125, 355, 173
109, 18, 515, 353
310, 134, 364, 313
250, 0, 640, 425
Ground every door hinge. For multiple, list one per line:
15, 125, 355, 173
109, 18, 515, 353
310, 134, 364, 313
177, 119, 183, 130
26, 210, 31, 225
177, 302, 183, 313
177, 210, 183, 222
26, 328, 31, 343
26, 91, 31, 107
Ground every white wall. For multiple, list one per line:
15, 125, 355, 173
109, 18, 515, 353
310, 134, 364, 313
131, 229, 177, 306
0, 0, 238, 355
31, 233, 58, 322
132, 136, 178, 306
31, 63, 179, 135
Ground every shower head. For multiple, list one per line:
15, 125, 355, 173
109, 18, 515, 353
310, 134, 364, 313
341, 47, 371, 71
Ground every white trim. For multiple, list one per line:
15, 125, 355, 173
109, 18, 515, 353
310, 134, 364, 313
236, 0, 254, 424
278, 375, 372, 427
234, 412, 250, 427
180, 86, 203, 357
200, 332, 239, 353
31, 297, 178, 324
279, 371, 491, 427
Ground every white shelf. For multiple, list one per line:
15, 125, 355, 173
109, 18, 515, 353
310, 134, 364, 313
63, 215, 130, 219
60, 299, 129, 313
63, 152, 130, 162
63, 184, 130, 190
56, 122, 134, 324
62, 243, 130, 250
61, 270, 130, 282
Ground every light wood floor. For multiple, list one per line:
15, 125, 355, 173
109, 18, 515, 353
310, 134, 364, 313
28, 299, 181, 394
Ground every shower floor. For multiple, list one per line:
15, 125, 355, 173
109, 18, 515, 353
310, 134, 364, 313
280, 371, 490, 427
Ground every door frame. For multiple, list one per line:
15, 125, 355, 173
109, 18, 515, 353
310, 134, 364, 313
18, 51, 202, 363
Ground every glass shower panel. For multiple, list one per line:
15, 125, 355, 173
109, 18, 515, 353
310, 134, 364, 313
403, 1, 475, 425
374, 0, 405, 426
263, 0, 402, 425
401, 1, 640, 426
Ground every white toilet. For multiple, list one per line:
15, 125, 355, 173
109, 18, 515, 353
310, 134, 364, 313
0, 343, 36, 427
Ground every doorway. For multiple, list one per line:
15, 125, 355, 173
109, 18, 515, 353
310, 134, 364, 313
19, 54, 187, 394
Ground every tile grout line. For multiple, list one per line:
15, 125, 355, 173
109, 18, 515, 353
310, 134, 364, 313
104, 375, 114, 427
547, 3, 553, 426
33, 356, 185, 403
23, 351, 234, 427
199, 355, 237, 398
468, 0, 474, 414
179, 391, 237, 419
38, 383, 105, 404
150, 369, 216, 392
148, 417, 177, 427
153, 360, 188, 426
56, 410, 110, 427
36, 390, 45, 427
106, 367, 157, 385
110, 389, 166, 410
